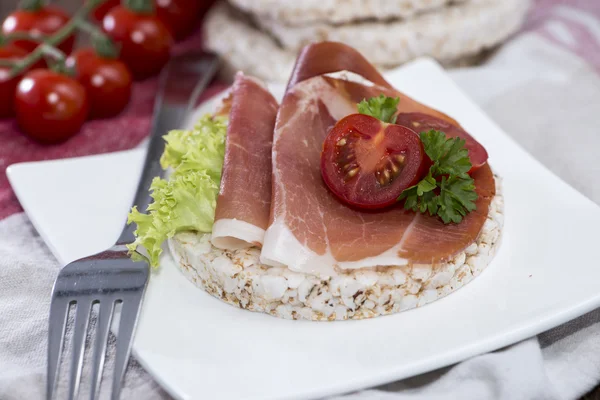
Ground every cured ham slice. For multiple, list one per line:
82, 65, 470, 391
286, 42, 457, 125
286, 41, 391, 90
261, 42, 495, 275
212, 72, 279, 249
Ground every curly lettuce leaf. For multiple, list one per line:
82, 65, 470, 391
127, 171, 219, 267
160, 114, 227, 180
128, 113, 227, 267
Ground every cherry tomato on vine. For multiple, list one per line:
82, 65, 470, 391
15, 69, 89, 143
67, 48, 132, 119
102, 3, 173, 80
155, 0, 203, 40
0, 45, 29, 118
88, 0, 120, 23
1, 2, 74, 54
321, 114, 427, 210
394, 113, 489, 171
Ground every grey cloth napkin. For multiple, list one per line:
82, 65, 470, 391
0, 213, 168, 400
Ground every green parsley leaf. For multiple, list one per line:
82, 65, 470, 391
398, 130, 478, 224
357, 95, 399, 123
398, 172, 438, 213
437, 175, 477, 223
435, 137, 472, 178
420, 130, 450, 161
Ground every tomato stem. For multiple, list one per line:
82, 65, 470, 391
123, 0, 155, 14
75, 18, 105, 37
0, 31, 47, 46
39, 44, 66, 62
5, 0, 110, 77
76, 20, 120, 59
39, 43, 75, 76
86, 0, 110, 12
19, 0, 46, 12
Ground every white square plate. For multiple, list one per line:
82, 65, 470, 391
8, 59, 600, 400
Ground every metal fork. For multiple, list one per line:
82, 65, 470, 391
47, 52, 220, 400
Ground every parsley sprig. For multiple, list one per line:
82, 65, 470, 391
399, 130, 478, 224
356, 94, 478, 224
357, 95, 399, 123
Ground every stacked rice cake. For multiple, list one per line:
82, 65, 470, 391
204, 0, 531, 82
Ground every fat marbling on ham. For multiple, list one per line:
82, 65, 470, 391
211, 72, 279, 249
260, 42, 495, 275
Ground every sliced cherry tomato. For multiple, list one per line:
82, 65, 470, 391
0, 45, 29, 118
67, 48, 132, 119
395, 113, 489, 171
102, 5, 173, 80
1, 4, 74, 54
155, 0, 205, 39
15, 69, 89, 143
88, 0, 120, 23
321, 114, 427, 210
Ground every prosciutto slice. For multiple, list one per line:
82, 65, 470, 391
212, 72, 279, 249
261, 42, 495, 275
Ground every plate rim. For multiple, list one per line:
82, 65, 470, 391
7, 57, 600, 400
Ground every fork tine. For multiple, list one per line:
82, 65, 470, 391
68, 299, 92, 400
47, 297, 71, 400
111, 296, 143, 400
90, 300, 116, 400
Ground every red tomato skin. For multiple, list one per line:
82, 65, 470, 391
155, 0, 202, 40
1, 6, 75, 54
321, 114, 426, 210
88, 0, 120, 23
0, 46, 29, 118
15, 69, 89, 143
102, 6, 173, 80
0, 46, 43, 118
67, 48, 132, 119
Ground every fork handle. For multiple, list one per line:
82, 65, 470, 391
116, 53, 220, 246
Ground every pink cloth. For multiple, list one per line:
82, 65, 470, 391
525, 0, 600, 72
2, 0, 599, 222
0, 29, 227, 220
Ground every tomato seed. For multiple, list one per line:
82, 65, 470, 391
346, 168, 359, 179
